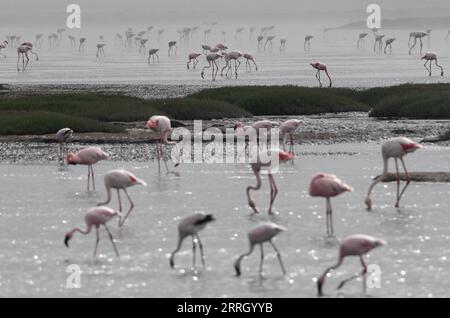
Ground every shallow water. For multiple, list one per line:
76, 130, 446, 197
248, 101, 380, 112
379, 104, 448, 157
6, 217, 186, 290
1, 24, 450, 87
0, 142, 449, 297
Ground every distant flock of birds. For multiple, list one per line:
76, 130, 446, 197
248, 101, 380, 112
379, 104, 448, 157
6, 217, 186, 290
1, 24, 448, 84
56, 113, 424, 296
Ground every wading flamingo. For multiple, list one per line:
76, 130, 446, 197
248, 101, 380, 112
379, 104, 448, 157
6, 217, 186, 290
246, 148, 294, 214
0, 41, 8, 58
310, 61, 332, 87
79, 37, 86, 52
139, 39, 148, 54
384, 38, 395, 54
365, 137, 423, 210
96, 43, 106, 58
187, 52, 201, 69
317, 234, 386, 296
279, 38, 287, 52
64, 206, 121, 258
146, 115, 180, 174
170, 213, 215, 268
304, 35, 313, 51
409, 32, 427, 55
68, 35, 76, 48
55, 128, 73, 164
357, 33, 368, 49
201, 44, 211, 54
421, 52, 444, 77
67, 146, 109, 192
234, 222, 286, 277
279, 119, 302, 152
201, 52, 223, 81
215, 43, 228, 51
309, 173, 353, 236
168, 41, 177, 56
264, 35, 275, 51
17, 44, 38, 72
221, 51, 243, 79
243, 53, 258, 72
257, 35, 264, 52
97, 169, 146, 227
373, 34, 385, 53
148, 49, 160, 64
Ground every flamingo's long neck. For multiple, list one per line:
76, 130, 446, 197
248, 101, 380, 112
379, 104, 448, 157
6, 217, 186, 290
170, 234, 186, 266
246, 168, 262, 200
98, 186, 112, 206
234, 243, 255, 275
162, 130, 176, 145
317, 257, 343, 294
70, 224, 93, 237
366, 156, 388, 199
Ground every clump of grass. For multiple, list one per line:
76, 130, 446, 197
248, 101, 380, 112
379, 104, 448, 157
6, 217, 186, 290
0, 111, 123, 135
189, 86, 368, 115
439, 129, 450, 141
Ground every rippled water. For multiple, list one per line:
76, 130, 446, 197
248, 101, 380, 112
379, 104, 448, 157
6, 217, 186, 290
0, 142, 449, 297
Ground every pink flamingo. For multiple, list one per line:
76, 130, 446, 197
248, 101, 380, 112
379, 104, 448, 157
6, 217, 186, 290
357, 33, 368, 49
97, 169, 146, 227
201, 44, 211, 54
209, 46, 220, 53
79, 37, 86, 52
0, 40, 8, 58
384, 38, 395, 54
170, 213, 215, 268
280, 38, 287, 52
373, 34, 385, 53
17, 44, 38, 72
257, 35, 264, 52
146, 115, 179, 174
310, 61, 332, 88
168, 41, 177, 56
243, 53, 258, 72
221, 51, 243, 78
280, 119, 303, 152
304, 35, 313, 51
421, 52, 444, 77
64, 206, 121, 258
55, 128, 73, 164
67, 146, 109, 192
309, 173, 353, 236
317, 234, 386, 296
148, 49, 160, 64
409, 32, 427, 55
234, 120, 273, 142
234, 222, 286, 277
187, 52, 201, 69
365, 137, 423, 210
201, 52, 223, 81
264, 35, 275, 51
246, 149, 294, 214
96, 43, 106, 58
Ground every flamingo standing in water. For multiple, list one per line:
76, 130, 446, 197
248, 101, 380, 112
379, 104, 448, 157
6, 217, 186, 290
201, 44, 211, 54
310, 61, 332, 88
384, 38, 395, 54
279, 119, 303, 152
170, 213, 215, 268
148, 49, 160, 64
201, 52, 223, 81
68, 35, 76, 48
279, 38, 287, 52
234, 222, 287, 277
309, 173, 353, 236
17, 43, 38, 72
55, 128, 73, 164
409, 32, 427, 55
168, 41, 177, 56
221, 51, 243, 78
97, 169, 146, 227
317, 234, 386, 296
146, 115, 180, 174
96, 43, 106, 58
187, 52, 201, 69
0, 41, 8, 58
246, 148, 294, 214
257, 35, 264, 52
373, 34, 385, 53
264, 35, 275, 51
421, 52, 444, 77
243, 53, 258, 72
365, 137, 423, 210
357, 33, 368, 49
79, 37, 86, 52
64, 206, 121, 258
67, 146, 109, 192
304, 35, 313, 51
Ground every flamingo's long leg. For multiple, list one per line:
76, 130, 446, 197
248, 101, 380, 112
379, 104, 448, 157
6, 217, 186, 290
196, 234, 206, 266
91, 165, 96, 192
93, 227, 100, 258
159, 137, 169, 173
327, 197, 334, 235
268, 173, 278, 214
119, 188, 134, 227
104, 224, 119, 257
394, 158, 400, 208
337, 256, 367, 291
191, 236, 197, 268
435, 59, 444, 76
269, 240, 286, 275
259, 244, 264, 276
397, 158, 411, 206
87, 165, 91, 192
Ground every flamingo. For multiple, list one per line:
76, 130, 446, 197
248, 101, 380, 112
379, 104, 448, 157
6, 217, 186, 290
234, 120, 273, 142
96, 43, 106, 58
421, 52, 444, 77
115, 34, 124, 47
0, 41, 8, 58
35, 34, 44, 47
168, 41, 177, 56
97, 169, 146, 227
357, 33, 368, 49
426, 29, 432, 48
279, 38, 287, 52
68, 35, 76, 48
79, 37, 86, 52
373, 34, 385, 53
264, 35, 275, 51
148, 49, 160, 64
246, 148, 294, 214
139, 39, 148, 54
243, 53, 258, 72
365, 137, 423, 210
279, 119, 303, 152
234, 222, 286, 277
201, 52, 223, 81
215, 43, 228, 51
64, 206, 121, 258
257, 35, 264, 52
235, 27, 244, 41
309, 173, 353, 236
317, 234, 386, 296
201, 44, 211, 54
170, 213, 215, 268
221, 51, 243, 79
17, 44, 38, 72
384, 38, 395, 54
187, 52, 201, 70
146, 115, 180, 174
55, 128, 73, 164
409, 32, 427, 55
304, 35, 313, 51
310, 61, 332, 88
67, 146, 109, 192
249, 27, 255, 40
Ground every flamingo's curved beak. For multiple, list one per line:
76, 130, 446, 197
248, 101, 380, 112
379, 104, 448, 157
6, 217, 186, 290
64, 235, 70, 247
